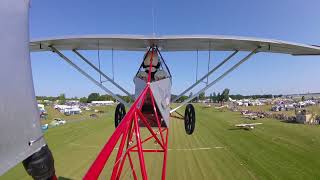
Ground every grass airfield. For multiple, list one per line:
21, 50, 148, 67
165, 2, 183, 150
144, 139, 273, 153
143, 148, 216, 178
2, 105, 320, 179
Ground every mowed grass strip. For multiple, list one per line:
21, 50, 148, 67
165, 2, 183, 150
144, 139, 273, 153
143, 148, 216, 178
2, 105, 320, 179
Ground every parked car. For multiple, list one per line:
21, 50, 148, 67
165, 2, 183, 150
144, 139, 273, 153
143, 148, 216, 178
50, 118, 66, 126
41, 124, 49, 131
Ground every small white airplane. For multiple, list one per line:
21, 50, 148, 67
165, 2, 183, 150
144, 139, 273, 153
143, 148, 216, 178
235, 123, 263, 130
203, 103, 212, 108
214, 105, 228, 109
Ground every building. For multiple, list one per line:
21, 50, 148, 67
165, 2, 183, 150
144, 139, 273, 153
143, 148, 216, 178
64, 107, 82, 115
91, 101, 115, 106
54, 104, 82, 115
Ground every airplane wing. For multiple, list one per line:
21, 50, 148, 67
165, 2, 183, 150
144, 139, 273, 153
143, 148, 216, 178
235, 124, 247, 127
235, 123, 263, 127
30, 35, 320, 55
250, 123, 263, 126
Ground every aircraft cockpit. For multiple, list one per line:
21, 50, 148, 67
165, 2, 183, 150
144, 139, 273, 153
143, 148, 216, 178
131, 48, 172, 128
135, 48, 171, 82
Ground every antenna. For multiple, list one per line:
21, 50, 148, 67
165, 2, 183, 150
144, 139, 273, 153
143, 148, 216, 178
152, 0, 156, 36
98, 40, 102, 83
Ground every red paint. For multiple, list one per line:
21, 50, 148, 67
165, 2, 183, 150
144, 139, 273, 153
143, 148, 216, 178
84, 48, 169, 180
52, 175, 58, 180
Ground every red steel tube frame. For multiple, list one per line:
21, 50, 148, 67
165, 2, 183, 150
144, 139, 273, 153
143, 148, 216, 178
83, 86, 149, 179
84, 47, 169, 180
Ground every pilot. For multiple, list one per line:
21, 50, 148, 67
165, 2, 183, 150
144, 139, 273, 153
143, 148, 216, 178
136, 71, 148, 81
136, 51, 167, 81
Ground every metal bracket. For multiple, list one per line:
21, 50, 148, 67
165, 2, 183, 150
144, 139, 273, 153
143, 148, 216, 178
28, 135, 44, 146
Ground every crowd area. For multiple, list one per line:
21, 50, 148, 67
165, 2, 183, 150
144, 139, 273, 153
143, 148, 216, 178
37, 99, 116, 130
228, 96, 320, 125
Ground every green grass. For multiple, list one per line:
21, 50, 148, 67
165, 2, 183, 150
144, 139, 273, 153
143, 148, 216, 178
2, 104, 320, 179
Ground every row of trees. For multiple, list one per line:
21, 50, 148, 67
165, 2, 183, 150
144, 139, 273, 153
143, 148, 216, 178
37, 93, 133, 104
172, 88, 284, 105
209, 88, 230, 105
80, 93, 133, 103
37, 90, 284, 105
173, 88, 230, 105
37, 94, 67, 105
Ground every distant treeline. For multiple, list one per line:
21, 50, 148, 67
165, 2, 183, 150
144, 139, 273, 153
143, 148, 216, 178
79, 93, 133, 103
37, 94, 68, 104
37, 93, 134, 103
37, 91, 283, 104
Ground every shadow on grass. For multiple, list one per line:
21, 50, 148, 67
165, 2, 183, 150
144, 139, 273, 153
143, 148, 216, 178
58, 177, 73, 180
228, 128, 244, 131
280, 120, 300, 124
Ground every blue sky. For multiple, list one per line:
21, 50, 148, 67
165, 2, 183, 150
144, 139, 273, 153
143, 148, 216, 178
29, 0, 320, 97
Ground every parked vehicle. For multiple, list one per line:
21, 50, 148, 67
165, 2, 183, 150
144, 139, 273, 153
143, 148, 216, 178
50, 118, 66, 126
41, 124, 49, 131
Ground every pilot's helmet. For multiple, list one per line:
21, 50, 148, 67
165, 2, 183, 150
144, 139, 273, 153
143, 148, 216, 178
137, 71, 148, 81
143, 51, 159, 67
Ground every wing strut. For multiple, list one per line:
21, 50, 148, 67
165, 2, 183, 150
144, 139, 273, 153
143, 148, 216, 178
72, 49, 134, 99
49, 46, 129, 106
172, 50, 239, 103
206, 42, 211, 85
171, 47, 259, 113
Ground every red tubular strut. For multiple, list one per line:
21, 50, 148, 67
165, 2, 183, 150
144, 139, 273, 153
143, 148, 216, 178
83, 86, 149, 179
84, 47, 169, 180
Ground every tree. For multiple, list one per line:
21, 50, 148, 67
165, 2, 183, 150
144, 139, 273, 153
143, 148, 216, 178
189, 92, 195, 102
217, 93, 222, 104
209, 93, 213, 103
79, 97, 88, 103
87, 93, 100, 103
120, 95, 133, 103
100, 94, 115, 101
221, 88, 230, 102
199, 92, 205, 101
301, 96, 305, 101
177, 95, 188, 102
212, 92, 217, 102
216, 88, 230, 106
58, 93, 66, 104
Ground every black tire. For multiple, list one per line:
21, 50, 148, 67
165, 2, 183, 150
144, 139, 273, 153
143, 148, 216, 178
184, 104, 196, 135
115, 103, 126, 128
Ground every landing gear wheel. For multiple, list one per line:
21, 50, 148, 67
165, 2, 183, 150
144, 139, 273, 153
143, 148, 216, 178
184, 104, 196, 135
115, 103, 126, 128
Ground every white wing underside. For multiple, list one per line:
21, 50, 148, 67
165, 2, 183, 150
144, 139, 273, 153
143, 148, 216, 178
30, 35, 320, 55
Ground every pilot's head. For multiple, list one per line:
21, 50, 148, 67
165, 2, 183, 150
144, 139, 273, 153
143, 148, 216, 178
143, 51, 159, 73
